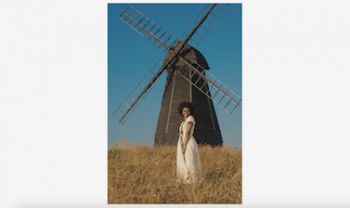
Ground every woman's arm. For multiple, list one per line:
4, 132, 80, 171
182, 122, 193, 153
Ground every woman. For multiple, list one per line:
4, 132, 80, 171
176, 101, 202, 184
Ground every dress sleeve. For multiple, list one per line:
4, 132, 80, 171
186, 116, 195, 125
183, 116, 194, 135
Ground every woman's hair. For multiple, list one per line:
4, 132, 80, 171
178, 101, 194, 116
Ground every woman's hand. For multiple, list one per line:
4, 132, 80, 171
182, 143, 186, 154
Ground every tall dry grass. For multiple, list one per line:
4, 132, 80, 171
108, 143, 242, 204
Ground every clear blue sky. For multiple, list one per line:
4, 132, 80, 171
108, 4, 242, 147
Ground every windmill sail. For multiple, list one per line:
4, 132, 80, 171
113, 58, 166, 124
120, 6, 178, 50
176, 55, 241, 113
184, 4, 229, 47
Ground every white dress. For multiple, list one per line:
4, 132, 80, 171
176, 115, 202, 184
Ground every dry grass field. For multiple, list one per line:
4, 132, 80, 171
108, 142, 242, 204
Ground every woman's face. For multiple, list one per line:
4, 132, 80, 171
182, 107, 191, 119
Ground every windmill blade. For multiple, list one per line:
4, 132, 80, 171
183, 4, 229, 48
179, 4, 218, 51
113, 58, 166, 124
176, 55, 241, 113
120, 5, 178, 51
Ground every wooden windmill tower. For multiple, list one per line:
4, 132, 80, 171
113, 4, 241, 146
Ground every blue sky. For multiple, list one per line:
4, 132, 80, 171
108, 3, 242, 147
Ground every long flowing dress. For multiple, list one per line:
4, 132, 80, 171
176, 115, 202, 184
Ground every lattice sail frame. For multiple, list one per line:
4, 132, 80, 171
120, 5, 178, 51
112, 57, 164, 124
176, 55, 241, 114
183, 4, 229, 48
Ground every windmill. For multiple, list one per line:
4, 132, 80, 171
113, 4, 241, 146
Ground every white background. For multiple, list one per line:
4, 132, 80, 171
1, 0, 350, 207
